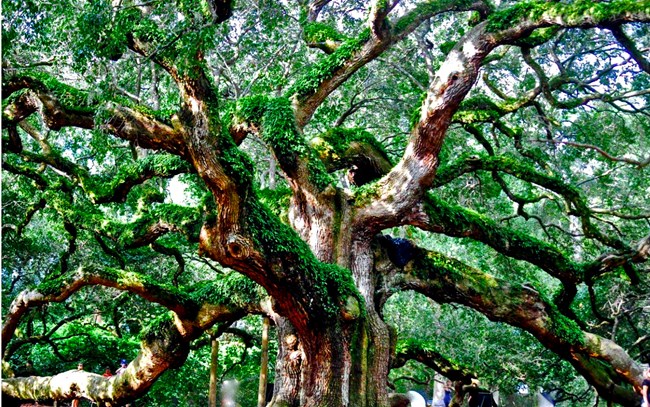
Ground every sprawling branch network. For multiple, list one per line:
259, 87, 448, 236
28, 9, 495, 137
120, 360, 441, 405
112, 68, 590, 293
2, 0, 649, 406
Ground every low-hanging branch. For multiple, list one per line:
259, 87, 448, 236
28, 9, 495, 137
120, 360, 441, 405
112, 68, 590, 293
2, 318, 192, 406
390, 245, 646, 406
1, 270, 266, 405
1, 265, 198, 352
392, 338, 476, 383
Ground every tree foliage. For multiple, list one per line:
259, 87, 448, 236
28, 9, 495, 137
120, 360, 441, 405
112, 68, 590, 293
2, 0, 650, 406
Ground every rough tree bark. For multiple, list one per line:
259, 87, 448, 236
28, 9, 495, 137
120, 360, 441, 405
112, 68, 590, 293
2, 1, 650, 406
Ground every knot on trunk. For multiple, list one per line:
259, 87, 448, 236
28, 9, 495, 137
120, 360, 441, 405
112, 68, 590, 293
341, 295, 360, 321
226, 235, 252, 260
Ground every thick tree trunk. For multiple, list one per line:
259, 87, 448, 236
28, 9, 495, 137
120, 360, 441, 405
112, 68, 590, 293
267, 196, 391, 407
270, 316, 390, 407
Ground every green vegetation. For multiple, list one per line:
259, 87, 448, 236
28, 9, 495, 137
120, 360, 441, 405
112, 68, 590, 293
2, 0, 648, 406
236, 96, 334, 191
190, 272, 264, 307
287, 29, 371, 99
312, 127, 389, 164
392, 0, 483, 35
303, 22, 346, 44
486, 0, 650, 32
244, 198, 360, 318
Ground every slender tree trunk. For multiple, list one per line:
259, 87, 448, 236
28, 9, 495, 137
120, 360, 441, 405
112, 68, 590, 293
209, 338, 219, 407
150, 61, 160, 111
258, 317, 271, 407
268, 155, 276, 190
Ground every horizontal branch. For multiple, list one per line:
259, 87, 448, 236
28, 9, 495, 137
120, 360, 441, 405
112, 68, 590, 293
542, 139, 650, 169
2, 73, 187, 157
1, 270, 265, 404
392, 246, 645, 405
433, 153, 628, 249
420, 194, 583, 283
420, 193, 649, 287
392, 339, 476, 382
1, 266, 198, 354
2, 316, 191, 405
93, 155, 193, 204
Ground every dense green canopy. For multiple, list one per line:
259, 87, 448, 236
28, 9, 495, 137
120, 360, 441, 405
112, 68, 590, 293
2, 0, 649, 406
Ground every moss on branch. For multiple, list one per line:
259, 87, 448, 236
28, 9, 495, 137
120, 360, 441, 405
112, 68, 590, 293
392, 0, 492, 37
303, 22, 346, 44
311, 127, 389, 168
3, 71, 175, 130
422, 194, 584, 283
20, 71, 95, 114
432, 154, 628, 250
189, 272, 265, 308
452, 95, 503, 124
243, 199, 361, 320
235, 96, 333, 191
403, 247, 585, 346
45, 185, 200, 248
258, 187, 291, 221
286, 29, 371, 100
486, 0, 650, 33
119, 204, 202, 247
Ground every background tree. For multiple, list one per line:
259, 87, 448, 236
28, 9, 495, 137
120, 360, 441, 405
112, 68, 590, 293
2, 0, 650, 406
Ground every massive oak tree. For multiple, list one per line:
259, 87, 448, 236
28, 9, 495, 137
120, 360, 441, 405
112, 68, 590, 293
2, 0, 650, 406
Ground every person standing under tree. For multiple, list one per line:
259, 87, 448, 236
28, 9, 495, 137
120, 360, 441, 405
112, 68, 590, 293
71, 363, 83, 407
641, 368, 650, 407
115, 359, 127, 375
443, 380, 453, 407
103, 367, 112, 378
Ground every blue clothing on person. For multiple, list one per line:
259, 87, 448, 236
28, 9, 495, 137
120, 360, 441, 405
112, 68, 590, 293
444, 389, 452, 407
